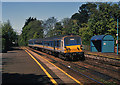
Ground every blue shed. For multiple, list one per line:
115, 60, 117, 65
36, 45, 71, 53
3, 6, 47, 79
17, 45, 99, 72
91, 35, 114, 53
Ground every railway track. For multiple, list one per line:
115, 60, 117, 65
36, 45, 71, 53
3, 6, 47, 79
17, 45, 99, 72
85, 54, 120, 67
25, 47, 120, 84
79, 59, 119, 73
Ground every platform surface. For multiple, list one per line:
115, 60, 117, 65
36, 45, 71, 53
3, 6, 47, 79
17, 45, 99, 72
2, 47, 61, 85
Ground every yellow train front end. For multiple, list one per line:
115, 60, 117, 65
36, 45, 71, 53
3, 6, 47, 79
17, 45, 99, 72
64, 45, 83, 53
63, 36, 84, 60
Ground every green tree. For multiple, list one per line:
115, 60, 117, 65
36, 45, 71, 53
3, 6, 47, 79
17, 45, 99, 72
18, 17, 43, 46
2, 20, 17, 52
53, 22, 63, 36
88, 3, 119, 39
71, 20, 80, 35
24, 17, 37, 27
43, 17, 57, 37
79, 23, 92, 45
33, 32, 41, 39
61, 18, 73, 35
71, 3, 97, 25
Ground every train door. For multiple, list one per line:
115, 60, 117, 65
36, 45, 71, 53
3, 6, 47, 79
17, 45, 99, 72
61, 40, 64, 51
57, 40, 59, 50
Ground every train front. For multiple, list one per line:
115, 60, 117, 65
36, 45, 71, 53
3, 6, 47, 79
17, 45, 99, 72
64, 36, 85, 60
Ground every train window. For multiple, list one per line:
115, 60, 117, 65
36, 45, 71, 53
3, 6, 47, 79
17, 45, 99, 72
51, 41, 52, 47
56, 40, 61, 47
53, 41, 55, 47
49, 41, 51, 46
51, 41, 53, 47
44, 41, 48, 46
35, 41, 42, 45
57, 40, 59, 47
47, 41, 49, 46
32, 42, 33, 44
49, 41, 52, 46
64, 38, 69, 46
64, 37, 81, 46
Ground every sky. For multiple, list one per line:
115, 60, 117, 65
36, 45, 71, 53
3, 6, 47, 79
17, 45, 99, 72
2, 2, 86, 34
1, 0, 120, 34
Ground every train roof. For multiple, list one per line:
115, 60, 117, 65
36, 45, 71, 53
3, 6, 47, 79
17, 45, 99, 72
29, 35, 80, 41
44, 35, 80, 40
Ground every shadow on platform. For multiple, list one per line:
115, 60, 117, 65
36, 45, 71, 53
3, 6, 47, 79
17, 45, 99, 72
2, 73, 53, 85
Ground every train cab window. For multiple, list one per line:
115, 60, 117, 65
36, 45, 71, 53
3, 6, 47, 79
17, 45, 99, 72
64, 37, 81, 46
64, 38, 69, 46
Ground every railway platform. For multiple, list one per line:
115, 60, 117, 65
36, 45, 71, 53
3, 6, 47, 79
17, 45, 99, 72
2, 47, 82, 85
2, 47, 55, 85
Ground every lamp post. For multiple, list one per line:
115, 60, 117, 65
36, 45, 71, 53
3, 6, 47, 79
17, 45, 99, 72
117, 19, 119, 55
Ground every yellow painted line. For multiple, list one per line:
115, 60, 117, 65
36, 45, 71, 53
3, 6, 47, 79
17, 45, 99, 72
25, 48, 83, 85
25, 50, 58, 85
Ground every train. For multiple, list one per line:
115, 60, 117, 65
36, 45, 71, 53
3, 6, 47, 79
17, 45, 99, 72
28, 35, 85, 61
